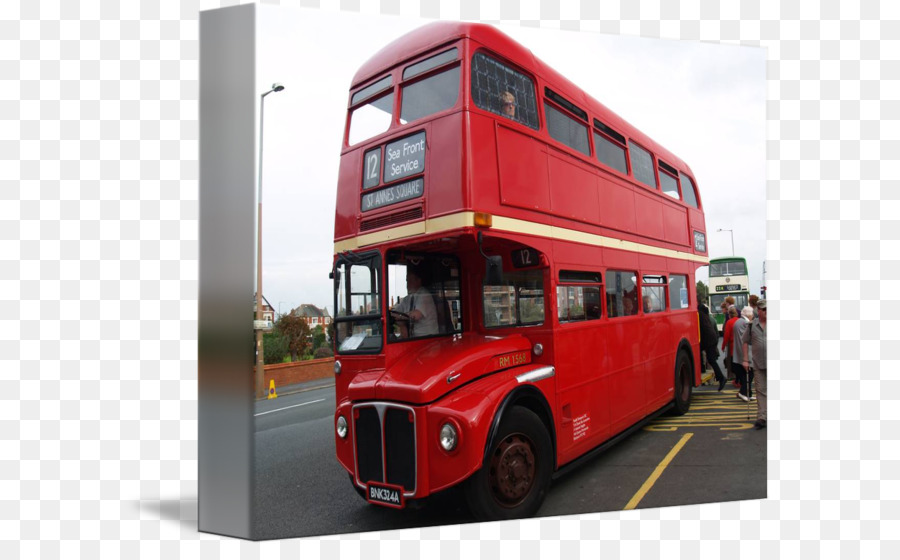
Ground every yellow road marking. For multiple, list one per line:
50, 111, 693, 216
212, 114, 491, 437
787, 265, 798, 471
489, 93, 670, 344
624, 432, 693, 510
644, 392, 756, 431
645, 423, 755, 432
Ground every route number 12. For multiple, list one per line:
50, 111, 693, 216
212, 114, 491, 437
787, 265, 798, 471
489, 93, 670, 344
363, 149, 381, 189
511, 248, 539, 268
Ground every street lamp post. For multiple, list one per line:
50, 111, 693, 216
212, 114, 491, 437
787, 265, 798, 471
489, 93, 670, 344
716, 228, 734, 256
255, 83, 285, 399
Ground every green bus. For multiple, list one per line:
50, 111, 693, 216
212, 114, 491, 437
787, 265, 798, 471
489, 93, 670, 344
708, 257, 750, 334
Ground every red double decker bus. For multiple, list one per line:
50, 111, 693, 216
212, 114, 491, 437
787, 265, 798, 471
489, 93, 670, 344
331, 22, 709, 520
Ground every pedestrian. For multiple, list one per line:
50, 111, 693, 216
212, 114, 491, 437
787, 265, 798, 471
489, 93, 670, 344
730, 306, 755, 402
742, 299, 767, 429
698, 302, 726, 391
749, 294, 759, 316
721, 305, 739, 381
719, 296, 736, 336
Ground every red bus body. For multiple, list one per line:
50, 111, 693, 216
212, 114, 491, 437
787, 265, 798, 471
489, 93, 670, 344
331, 22, 708, 519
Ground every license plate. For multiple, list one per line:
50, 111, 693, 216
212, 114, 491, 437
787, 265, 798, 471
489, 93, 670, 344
365, 481, 405, 509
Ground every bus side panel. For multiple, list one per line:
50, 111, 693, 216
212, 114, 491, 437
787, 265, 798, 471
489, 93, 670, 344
547, 148, 600, 225
639, 254, 673, 407
598, 174, 637, 233
467, 113, 502, 211
425, 113, 465, 218
633, 188, 666, 242
552, 321, 612, 465
334, 149, 362, 241
661, 202, 690, 247
496, 123, 551, 212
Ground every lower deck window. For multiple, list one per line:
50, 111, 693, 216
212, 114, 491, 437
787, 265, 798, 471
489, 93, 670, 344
557, 285, 602, 322
669, 274, 690, 309
387, 253, 462, 341
606, 270, 638, 318
641, 285, 666, 313
484, 270, 544, 327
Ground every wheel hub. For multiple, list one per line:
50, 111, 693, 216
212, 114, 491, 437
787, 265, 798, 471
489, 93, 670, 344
489, 434, 536, 505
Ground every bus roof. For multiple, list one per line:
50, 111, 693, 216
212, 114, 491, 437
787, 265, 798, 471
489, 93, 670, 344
353, 21, 694, 178
708, 256, 747, 263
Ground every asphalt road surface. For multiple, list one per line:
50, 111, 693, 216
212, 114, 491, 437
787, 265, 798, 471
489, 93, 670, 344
253, 377, 765, 540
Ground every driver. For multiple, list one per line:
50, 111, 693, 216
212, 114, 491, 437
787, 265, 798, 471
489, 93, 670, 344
390, 265, 438, 338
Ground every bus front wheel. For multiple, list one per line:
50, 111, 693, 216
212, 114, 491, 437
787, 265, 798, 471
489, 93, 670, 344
672, 351, 693, 416
464, 406, 552, 521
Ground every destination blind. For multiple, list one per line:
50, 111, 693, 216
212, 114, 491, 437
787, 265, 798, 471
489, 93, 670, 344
361, 177, 424, 211
383, 131, 426, 183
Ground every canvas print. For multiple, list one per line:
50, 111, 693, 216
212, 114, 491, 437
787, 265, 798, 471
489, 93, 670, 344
200, 5, 766, 540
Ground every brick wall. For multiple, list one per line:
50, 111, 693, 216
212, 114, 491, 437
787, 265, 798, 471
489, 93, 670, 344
264, 357, 334, 390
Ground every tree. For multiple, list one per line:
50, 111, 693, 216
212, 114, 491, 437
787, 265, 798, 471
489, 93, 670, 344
275, 310, 311, 362
696, 280, 709, 305
314, 346, 334, 359
326, 321, 335, 347
310, 324, 327, 352
263, 331, 289, 365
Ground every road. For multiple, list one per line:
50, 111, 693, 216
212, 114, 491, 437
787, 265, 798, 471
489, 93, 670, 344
253, 375, 765, 540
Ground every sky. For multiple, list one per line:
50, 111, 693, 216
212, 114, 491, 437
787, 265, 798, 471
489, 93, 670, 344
254, 6, 766, 316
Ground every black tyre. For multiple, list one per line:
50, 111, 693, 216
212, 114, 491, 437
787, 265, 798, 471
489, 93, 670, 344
464, 406, 553, 521
671, 350, 693, 416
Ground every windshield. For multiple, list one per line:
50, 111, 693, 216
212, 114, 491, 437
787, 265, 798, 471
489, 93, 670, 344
334, 252, 382, 353
399, 65, 460, 125
709, 260, 747, 276
348, 92, 394, 146
387, 252, 462, 341
710, 293, 749, 314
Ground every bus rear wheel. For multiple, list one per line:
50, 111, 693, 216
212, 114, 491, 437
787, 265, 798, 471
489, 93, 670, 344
464, 407, 552, 521
672, 350, 693, 416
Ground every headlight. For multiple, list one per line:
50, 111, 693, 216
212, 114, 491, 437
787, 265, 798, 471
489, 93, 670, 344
439, 422, 458, 452
334, 360, 342, 374
336, 415, 348, 439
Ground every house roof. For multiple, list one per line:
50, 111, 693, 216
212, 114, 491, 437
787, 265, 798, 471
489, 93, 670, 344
297, 304, 330, 318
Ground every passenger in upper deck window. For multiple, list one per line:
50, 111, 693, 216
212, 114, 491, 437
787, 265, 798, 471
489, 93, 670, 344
500, 91, 517, 119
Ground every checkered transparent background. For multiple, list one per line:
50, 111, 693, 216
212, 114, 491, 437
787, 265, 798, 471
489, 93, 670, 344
2, 0, 898, 557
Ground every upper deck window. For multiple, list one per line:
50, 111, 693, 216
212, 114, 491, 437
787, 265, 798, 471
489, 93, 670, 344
403, 48, 458, 80
658, 159, 680, 200
630, 142, 657, 189
348, 91, 394, 146
680, 172, 699, 208
351, 75, 392, 106
471, 52, 539, 130
544, 102, 590, 157
400, 65, 460, 124
709, 260, 747, 277
593, 119, 628, 175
